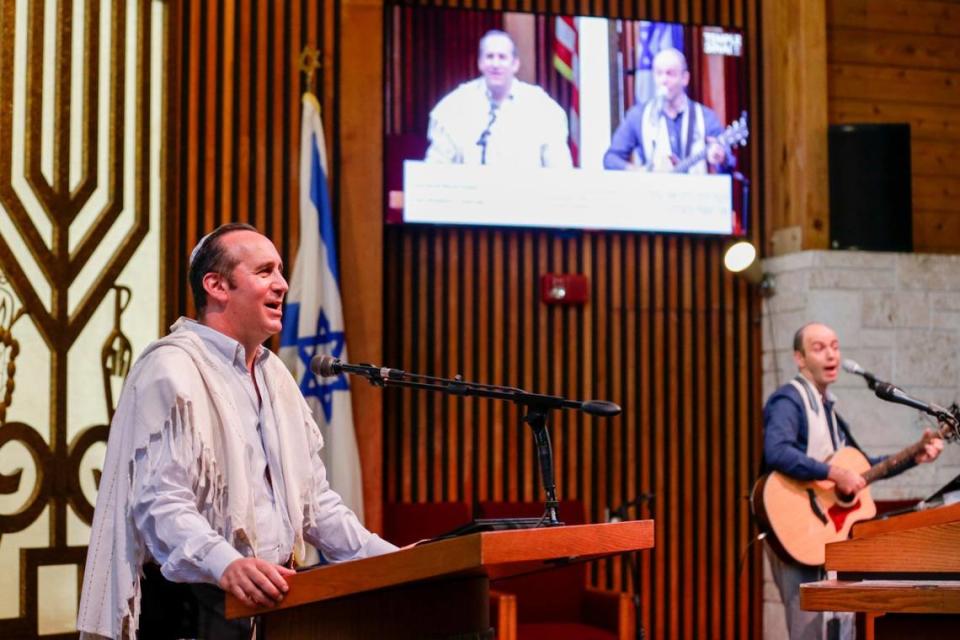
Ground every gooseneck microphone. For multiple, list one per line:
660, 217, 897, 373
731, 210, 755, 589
841, 359, 881, 389
310, 355, 405, 383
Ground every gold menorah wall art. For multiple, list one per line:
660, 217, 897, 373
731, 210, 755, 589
0, 1, 168, 635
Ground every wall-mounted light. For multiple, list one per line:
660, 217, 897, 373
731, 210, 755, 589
723, 240, 775, 297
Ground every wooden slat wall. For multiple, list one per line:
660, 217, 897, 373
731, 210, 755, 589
827, 0, 960, 253
164, 0, 334, 321
382, 2, 764, 639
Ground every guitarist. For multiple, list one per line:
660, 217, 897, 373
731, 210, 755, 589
762, 322, 943, 640
602, 48, 730, 174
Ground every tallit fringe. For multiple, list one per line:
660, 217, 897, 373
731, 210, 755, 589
115, 396, 231, 638
297, 419, 326, 555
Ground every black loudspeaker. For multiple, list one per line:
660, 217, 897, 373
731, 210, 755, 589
828, 123, 912, 252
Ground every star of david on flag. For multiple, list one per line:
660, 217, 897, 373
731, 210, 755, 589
279, 92, 364, 521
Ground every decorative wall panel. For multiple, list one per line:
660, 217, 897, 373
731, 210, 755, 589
0, 0, 166, 636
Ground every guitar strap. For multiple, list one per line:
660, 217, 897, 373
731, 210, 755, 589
684, 104, 698, 159
639, 98, 706, 172
790, 375, 843, 462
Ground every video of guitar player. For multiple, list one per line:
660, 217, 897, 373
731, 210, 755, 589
386, 6, 751, 235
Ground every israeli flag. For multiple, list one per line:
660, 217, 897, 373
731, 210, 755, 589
280, 93, 364, 522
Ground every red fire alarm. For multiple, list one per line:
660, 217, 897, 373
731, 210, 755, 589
540, 273, 589, 305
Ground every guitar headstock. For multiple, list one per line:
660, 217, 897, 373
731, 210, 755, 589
940, 402, 960, 442
718, 111, 749, 148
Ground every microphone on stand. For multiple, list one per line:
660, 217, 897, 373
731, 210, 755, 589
310, 355, 621, 418
844, 359, 957, 425
654, 85, 668, 108
580, 400, 621, 417
476, 100, 498, 165
841, 359, 879, 390
310, 354, 406, 383
874, 381, 953, 420
606, 493, 655, 522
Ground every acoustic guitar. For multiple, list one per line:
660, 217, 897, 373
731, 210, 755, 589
751, 421, 955, 567
646, 111, 749, 173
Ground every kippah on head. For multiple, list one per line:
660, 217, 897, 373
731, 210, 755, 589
188, 222, 259, 314
189, 232, 213, 266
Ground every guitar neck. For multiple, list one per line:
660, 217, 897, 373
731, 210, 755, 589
672, 149, 707, 174
862, 422, 950, 484
862, 441, 924, 484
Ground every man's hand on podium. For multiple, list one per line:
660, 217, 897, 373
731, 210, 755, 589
220, 557, 296, 608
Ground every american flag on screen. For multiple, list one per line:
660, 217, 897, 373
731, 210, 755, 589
554, 16, 580, 166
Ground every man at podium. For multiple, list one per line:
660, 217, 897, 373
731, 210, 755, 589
78, 224, 397, 639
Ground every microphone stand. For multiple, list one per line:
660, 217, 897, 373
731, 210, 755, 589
874, 382, 960, 432
332, 361, 620, 527
607, 494, 654, 640
477, 106, 497, 165
732, 171, 750, 235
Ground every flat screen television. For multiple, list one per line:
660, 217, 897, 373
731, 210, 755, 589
384, 6, 750, 236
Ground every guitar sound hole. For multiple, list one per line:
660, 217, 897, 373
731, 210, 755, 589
835, 491, 856, 506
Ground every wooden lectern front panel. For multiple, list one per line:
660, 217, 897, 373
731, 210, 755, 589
262, 574, 489, 639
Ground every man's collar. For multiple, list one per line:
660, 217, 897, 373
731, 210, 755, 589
175, 317, 268, 369
660, 93, 690, 116
794, 373, 836, 412
483, 80, 516, 104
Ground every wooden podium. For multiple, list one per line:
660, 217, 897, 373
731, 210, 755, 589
800, 503, 960, 639
225, 520, 654, 639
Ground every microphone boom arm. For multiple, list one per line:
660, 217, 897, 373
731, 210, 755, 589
313, 356, 622, 526
874, 382, 960, 440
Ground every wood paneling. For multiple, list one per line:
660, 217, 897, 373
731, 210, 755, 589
827, 0, 960, 36
762, 0, 830, 253
829, 64, 960, 106
166, 0, 326, 319
827, 0, 960, 253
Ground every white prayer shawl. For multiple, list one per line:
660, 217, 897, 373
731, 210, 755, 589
78, 319, 324, 639
425, 78, 572, 168
639, 98, 707, 174
790, 376, 841, 463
